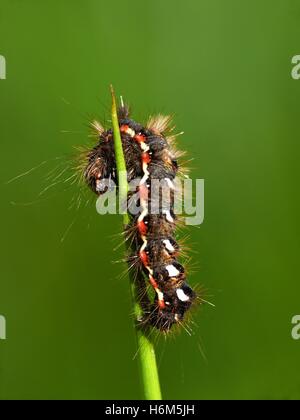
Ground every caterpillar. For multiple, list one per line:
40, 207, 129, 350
83, 103, 196, 332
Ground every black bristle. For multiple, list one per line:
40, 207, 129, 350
83, 108, 197, 332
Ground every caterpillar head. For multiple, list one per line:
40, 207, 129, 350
84, 131, 117, 195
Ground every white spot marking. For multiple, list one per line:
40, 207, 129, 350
156, 289, 164, 302
163, 239, 175, 253
140, 239, 147, 252
166, 265, 180, 277
140, 170, 149, 185
138, 208, 148, 223
126, 127, 135, 138
164, 210, 174, 223
140, 142, 150, 152
176, 288, 190, 302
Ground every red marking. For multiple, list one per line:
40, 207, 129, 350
120, 124, 130, 133
149, 275, 158, 289
149, 276, 166, 308
138, 220, 147, 236
158, 299, 166, 309
134, 134, 146, 143
139, 250, 149, 267
142, 152, 151, 164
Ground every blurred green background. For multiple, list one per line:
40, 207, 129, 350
0, 0, 300, 400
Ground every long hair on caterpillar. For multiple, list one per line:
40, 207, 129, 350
82, 100, 201, 332
6, 96, 204, 334
4, 138, 102, 246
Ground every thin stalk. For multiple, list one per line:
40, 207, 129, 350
110, 86, 162, 400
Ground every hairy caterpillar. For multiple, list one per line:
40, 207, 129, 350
83, 103, 196, 331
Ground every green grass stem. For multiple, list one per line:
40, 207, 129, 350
110, 86, 162, 400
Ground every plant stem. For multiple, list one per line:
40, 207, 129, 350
110, 86, 162, 400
